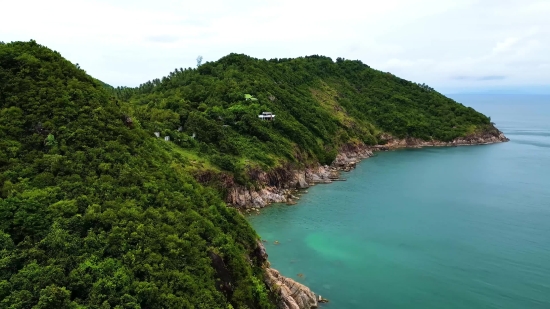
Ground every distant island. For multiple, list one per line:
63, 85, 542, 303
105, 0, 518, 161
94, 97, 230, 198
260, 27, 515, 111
0, 40, 507, 309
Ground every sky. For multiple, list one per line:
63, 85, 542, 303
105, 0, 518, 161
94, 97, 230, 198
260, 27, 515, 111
2, 0, 549, 93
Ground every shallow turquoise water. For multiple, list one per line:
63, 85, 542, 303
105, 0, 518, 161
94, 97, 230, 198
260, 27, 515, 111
247, 95, 550, 308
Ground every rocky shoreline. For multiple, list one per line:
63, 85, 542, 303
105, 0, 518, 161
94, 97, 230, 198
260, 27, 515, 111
227, 131, 509, 210
242, 131, 508, 309
226, 143, 373, 209
374, 131, 510, 150
253, 240, 319, 309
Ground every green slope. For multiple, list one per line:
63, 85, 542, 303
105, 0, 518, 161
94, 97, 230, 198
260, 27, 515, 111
0, 41, 273, 308
112, 53, 497, 185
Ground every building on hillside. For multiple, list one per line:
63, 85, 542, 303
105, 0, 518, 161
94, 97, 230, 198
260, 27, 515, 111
164, 136, 170, 141
258, 112, 275, 121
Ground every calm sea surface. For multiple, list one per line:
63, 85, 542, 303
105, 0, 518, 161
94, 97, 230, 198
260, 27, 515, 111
247, 94, 550, 308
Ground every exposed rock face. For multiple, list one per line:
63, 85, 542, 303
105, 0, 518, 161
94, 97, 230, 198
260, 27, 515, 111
226, 186, 289, 208
251, 239, 269, 266
226, 130, 508, 209
252, 241, 318, 309
333, 143, 373, 172
306, 165, 333, 184
225, 143, 375, 208
208, 251, 234, 297
377, 131, 509, 149
265, 268, 318, 309
328, 170, 340, 180
295, 172, 309, 189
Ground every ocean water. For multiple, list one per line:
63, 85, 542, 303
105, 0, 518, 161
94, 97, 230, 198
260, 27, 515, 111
247, 95, 550, 308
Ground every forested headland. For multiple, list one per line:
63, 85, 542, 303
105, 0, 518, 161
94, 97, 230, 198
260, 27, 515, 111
108, 49, 498, 187
1, 40, 502, 308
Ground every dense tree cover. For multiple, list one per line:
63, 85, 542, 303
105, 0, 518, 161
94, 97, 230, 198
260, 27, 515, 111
0, 41, 275, 309
112, 53, 493, 181
0, 40, 498, 308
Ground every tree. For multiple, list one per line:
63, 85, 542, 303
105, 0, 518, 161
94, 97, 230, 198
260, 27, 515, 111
197, 55, 203, 67
44, 134, 57, 146
0, 41, 272, 309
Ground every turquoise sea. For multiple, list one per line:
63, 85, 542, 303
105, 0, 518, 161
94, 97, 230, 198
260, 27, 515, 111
247, 95, 550, 308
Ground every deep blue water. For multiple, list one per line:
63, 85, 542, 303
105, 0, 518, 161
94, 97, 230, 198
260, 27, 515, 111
248, 95, 550, 308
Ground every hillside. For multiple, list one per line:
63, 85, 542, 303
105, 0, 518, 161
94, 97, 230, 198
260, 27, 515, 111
0, 41, 274, 309
0, 40, 506, 308
112, 53, 504, 189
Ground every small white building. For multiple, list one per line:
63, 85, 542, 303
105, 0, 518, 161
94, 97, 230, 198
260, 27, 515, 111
154, 132, 160, 138
164, 136, 170, 141
258, 112, 275, 121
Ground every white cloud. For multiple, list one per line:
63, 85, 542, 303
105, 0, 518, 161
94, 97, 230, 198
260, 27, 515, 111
1, 0, 548, 93
493, 37, 520, 53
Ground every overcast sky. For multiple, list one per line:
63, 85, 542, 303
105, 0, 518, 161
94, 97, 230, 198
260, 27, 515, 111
2, 0, 549, 93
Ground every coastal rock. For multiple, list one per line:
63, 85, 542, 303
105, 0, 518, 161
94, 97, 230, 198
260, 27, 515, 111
376, 130, 509, 150
265, 268, 318, 309
226, 186, 292, 208
259, 188, 288, 204
251, 240, 269, 266
332, 144, 372, 171
306, 165, 333, 183
251, 225, 318, 309
294, 171, 310, 189
328, 170, 340, 180
225, 132, 508, 209
250, 190, 266, 208
225, 143, 375, 208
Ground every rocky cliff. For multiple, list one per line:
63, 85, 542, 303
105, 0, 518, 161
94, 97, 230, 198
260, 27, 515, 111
253, 241, 319, 309
265, 268, 318, 309
225, 143, 373, 208
226, 129, 508, 209
374, 130, 510, 150
247, 129, 508, 308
